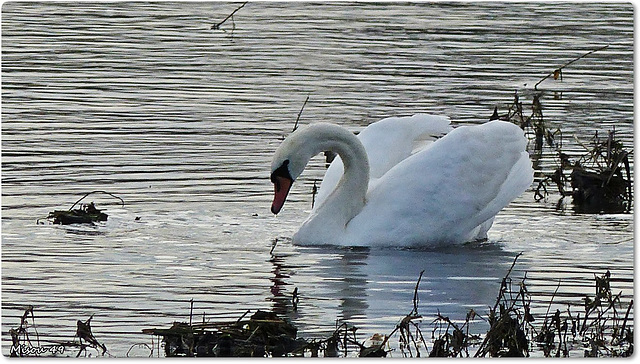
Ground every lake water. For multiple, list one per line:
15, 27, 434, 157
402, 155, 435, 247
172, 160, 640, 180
1, 1, 634, 357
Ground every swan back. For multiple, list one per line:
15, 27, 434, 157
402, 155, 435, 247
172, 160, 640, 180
342, 120, 533, 246
314, 114, 452, 210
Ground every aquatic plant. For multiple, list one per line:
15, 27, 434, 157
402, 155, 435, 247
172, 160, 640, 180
38, 190, 125, 225
10, 257, 632, 357
534, 129, 633, 213
491, 45, 633, 213
9, 308, 109, 357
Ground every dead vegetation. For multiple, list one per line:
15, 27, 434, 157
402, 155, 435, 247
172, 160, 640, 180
473, 253, 533, 357
414, 255, 633, 358
491, 45, 633, 213
37, 190, 124, 225
136, 254, 631, 357
142, 310, 305, 357
8, 255, 631, 357
9, 307, 109, 357
530, 122, 633, 214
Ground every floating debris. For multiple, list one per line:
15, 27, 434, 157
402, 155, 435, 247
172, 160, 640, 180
39, 190, 124, 225
142, 309, 306, 357
46, 202, 108, 225
142, 271, 425, 358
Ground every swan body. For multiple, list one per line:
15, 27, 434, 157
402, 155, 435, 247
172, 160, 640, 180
270, 115, 533, 247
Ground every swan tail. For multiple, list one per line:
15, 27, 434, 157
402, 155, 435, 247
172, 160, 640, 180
465, 128, 534, 241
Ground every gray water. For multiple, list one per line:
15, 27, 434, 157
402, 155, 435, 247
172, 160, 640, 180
1, 1, 634, 357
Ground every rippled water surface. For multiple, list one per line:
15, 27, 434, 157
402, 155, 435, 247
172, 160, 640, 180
1, 2, 634, 357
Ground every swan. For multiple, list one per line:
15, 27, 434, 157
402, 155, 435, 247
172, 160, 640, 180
270, 114, 533, 247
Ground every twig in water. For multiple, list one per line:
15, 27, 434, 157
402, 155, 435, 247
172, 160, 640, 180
311, 180, 318, 208
292, 95, 310, 132
211, 2, 248, 30
534, 45, 609, 90
491, 252, 522, 314
412, 270, 425, 316
189, 299, 194, 326
235, 309, 251, 325
22, 305, 39, 346
543, 279, 562, 326
126, 343, 153, 357
619, 299, 633, 335
292, 287, 300, 311
68, 190, 125, 211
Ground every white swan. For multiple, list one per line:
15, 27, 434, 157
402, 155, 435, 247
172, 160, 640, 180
270, 114, 533, 247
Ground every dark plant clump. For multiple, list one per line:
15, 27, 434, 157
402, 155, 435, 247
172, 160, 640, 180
569, 130, 632, 213
473, 253, 534, 357
38, 190, 125, 225
46, 202, 108, 225
143, 310, 307, 357
534, 129, 633, 213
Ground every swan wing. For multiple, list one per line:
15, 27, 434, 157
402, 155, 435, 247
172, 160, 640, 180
345, 120, 533, 246
314, 114, 452, 210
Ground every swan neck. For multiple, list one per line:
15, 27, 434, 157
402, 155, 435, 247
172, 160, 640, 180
314, 126, 369, 224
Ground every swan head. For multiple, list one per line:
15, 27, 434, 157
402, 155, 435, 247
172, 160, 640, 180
270, 128, 312, 215
270, 122, 365, 215
270, 159, 294, 214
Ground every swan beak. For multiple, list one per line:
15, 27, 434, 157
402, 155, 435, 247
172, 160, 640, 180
271, 175, 293, 214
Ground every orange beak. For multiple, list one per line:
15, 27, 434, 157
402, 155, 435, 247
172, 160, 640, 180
271, 175, 293, 214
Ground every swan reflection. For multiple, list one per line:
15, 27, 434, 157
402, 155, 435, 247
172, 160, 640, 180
271, 242, 518, 337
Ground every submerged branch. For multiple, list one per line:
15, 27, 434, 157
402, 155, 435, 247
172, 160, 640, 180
534, 45, 609, 90
68, 190, 125, 211
211, 2, 248, 30
412, 270, 425, 316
